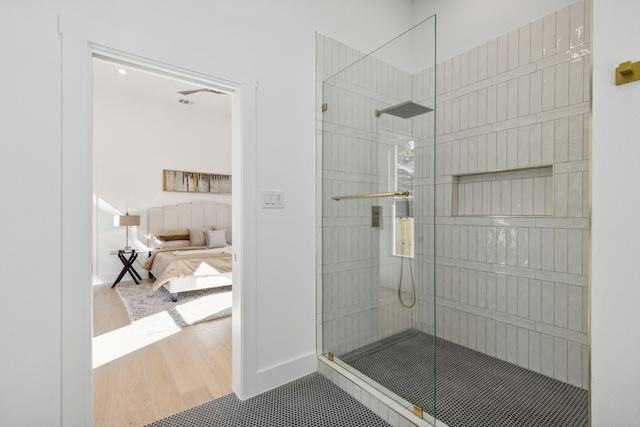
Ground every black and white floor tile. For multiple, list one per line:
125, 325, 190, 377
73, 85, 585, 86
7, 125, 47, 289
340, 329, 588, 427
146, 372, 392, 427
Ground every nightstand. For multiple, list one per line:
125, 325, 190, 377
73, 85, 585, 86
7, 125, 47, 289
110, 248, 142, 288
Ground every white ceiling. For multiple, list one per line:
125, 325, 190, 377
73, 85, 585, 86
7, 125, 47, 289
92, 57, 232, 116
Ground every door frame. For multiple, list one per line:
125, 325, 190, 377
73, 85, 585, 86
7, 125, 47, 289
60, 14, 259, 425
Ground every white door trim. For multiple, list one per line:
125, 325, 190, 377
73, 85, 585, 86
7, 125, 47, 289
59, 13, 259, 425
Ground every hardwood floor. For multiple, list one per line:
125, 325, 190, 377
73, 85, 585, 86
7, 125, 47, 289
93, 280, 233, 427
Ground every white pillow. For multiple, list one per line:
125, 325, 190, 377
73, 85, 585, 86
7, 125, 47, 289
214, 226, 232, 244
206, 229, 227, 249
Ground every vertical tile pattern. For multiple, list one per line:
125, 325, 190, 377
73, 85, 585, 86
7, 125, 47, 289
319, 35, 420, 358
428, 0, 590, 391
318, 0, 590, 398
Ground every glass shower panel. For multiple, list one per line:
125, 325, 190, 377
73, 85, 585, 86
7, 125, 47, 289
320, 15, 437, 421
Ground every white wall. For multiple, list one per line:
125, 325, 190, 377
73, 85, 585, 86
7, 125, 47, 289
413, 0, 580, 62
93, 86, 231, 282
0, 3, 63, 425
592, 0, 640, 425
0, 1, 414, 425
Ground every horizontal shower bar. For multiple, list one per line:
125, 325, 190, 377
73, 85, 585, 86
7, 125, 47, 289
332, 191, 409, 201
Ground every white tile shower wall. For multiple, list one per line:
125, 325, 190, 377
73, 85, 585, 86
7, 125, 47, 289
428, 0, 590, 389
317, 34, 420, 356
413, 105, 437, 338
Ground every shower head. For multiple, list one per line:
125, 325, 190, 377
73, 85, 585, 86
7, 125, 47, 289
375, 101, 433, 119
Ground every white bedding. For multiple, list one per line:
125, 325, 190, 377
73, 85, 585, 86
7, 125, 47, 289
147, 249, 232, 291
172, 246, 232, 256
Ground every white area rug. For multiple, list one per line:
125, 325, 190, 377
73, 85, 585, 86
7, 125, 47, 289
115, 282, 232, 335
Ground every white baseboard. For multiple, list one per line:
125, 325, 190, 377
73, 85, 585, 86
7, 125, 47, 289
254, 351, 318, 396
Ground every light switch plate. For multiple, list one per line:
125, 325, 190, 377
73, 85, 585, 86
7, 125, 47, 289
261, 191, 284, 208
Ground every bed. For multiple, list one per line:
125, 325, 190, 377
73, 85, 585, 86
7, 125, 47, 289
144, 201, 233, 301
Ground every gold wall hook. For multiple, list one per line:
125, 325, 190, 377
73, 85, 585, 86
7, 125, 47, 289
616, 60, 640, 85
619, 61, 633, 75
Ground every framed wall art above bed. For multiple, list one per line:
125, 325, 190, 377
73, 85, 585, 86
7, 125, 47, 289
163, 169, 231, 193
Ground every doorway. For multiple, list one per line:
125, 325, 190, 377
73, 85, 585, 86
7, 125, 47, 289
91, 55, 235, 425
60, 18, 259, 421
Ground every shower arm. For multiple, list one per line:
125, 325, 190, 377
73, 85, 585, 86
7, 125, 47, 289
332, 191, 409, 201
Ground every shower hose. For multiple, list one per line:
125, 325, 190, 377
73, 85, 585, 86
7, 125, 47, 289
398, 218, 416, 308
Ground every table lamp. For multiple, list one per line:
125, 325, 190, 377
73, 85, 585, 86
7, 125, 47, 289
114, 213, 140, 250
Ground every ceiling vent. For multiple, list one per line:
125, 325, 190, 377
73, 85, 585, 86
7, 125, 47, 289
178, 99, 194, 106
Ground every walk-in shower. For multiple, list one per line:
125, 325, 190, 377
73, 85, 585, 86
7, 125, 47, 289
319, 2, 590, 425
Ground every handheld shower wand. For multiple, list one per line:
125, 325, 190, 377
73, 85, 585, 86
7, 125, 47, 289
398, 197, 416, 308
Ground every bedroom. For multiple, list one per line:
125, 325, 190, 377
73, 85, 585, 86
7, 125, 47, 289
91, 57, 234, 424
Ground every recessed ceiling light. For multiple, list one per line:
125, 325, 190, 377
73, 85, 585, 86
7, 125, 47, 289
118, 69, 127, 75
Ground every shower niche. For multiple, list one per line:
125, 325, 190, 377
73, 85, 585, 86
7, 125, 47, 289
318, 1, 589, 426
452, 165, 554, 217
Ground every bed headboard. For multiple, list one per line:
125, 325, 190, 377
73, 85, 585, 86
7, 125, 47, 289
148, 202, 232, 242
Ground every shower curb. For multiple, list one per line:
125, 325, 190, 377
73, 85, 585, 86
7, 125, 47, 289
317, 355, 447, 427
